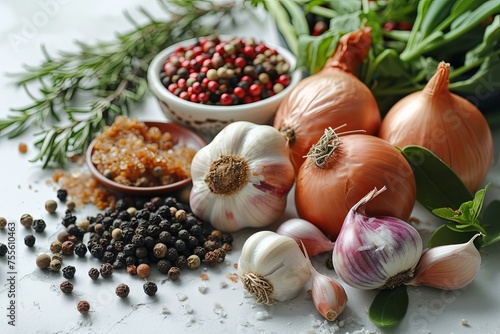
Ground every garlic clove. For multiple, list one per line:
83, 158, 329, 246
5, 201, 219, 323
276, 218, 335, 257
406, 234, 481, 290
310, 272, 348, 321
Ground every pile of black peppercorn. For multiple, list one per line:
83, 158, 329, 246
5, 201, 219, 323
82, 196, 233, 278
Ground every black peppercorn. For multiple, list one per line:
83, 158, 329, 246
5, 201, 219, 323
143, 282, 158, 296
144, 236, 156, 249
159, 231, 175, 246
88, 268, 100, 280
190, 225, 202, 236
174, 239, 186, 252
186, 236, 199, 249
115, 283, 130, 298
102, 251, 116, 264
113, 261, 125, 269
32, 219, 46, 232
222, 233, 234, 244
24, 234, 36, 247
123, 243, 135, 256
131, 234, 144, 247
100, 263, 113, 278
166, 248, 179, 262
157, 205, 171, 218
0, 243, 7, 256
62, 265, 76, 279
204, 251, 219, 266
175, 255, 187, 269
192, 246, 206, 260
115, 199, 128, 212
177, 229, 190, 241
74, 243, 87, 257
60, 280, 74, 294
170, 223, 182, 235
57, 189, 68, 202
157, 259, 172, 274
77, 300, 90, 314
135, 246, 148, 259
125, 256, 137, 266
90, 245, 104, 259
61, 213, 77, 228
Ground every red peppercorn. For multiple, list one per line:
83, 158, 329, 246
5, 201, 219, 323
201, 78, 209, 87
175, 46, 185, 53
190, 94, 198, 103
277, 74, 290, 86
249, 84, 262, 97
234, 57, 246, 68
195, 55, 206, 64
192, 45, 203, 56
220, 93, 233, 105
192, 82, 202, 94
244, 96, 253, 104
200, 66, 209, 73
215, 44, 224, 55
179, 91, 189, 100
233, 86, 245, 99
181, 59, 191, 70
207, 80, 219, 92
240, 75, 253, 84
198, 92, 209, 103
243, 45, 256, 58
177, 78, 187, 89
167, 83, 178, 93
255, 43, 268, 53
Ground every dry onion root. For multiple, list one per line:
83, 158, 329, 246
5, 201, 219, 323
273, 27, 381, 173
378, 61, 494, 192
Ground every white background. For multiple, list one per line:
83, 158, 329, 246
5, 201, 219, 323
1, 1, 500, 334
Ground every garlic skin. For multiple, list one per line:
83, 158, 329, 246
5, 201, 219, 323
276, 218, 335, 257
189, 121, 295, 232
332, 187, 423, 290
238, 231, 311, 305
406, 234, 481, 290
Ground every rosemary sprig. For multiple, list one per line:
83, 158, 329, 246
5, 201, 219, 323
1, 0, 238, 168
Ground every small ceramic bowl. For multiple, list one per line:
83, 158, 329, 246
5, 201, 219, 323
147, 36, 301, 139
86, 121, 206, 196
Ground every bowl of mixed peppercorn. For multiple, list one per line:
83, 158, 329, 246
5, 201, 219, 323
147, 35, 301, 139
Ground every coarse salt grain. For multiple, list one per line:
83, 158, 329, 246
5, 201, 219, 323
219, 281, 228, 289
176, 293, 188, 301
198, 284, 208, 294
255, 311, 270, 321
162, 307, 170, 315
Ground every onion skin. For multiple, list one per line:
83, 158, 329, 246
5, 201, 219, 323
295, 134, 416, 240
378, 61, 494, 192
273, 27, 381, 173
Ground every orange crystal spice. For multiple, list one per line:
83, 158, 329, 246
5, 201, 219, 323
91, 116, 196, 187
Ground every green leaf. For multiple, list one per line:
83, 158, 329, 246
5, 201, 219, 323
297, 30, 341, 74
470, 183, 490, 221
329, 11, 361, 33
323, 0, 361, 15
481, 200, 500, 247
399, 146, 473, 212
369, 285, 408, 327
432, 207, 468, 223
465, 15, 500, 64
428, 224, 478, 248
419, 0, 454, 38
447, 223, 485, 234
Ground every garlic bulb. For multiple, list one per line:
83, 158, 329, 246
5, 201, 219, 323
332, 187, 423, 290
406, 234, 481, 290
238, 231, 311, 305
276, 218, 335, 257
189, 121, 295, 232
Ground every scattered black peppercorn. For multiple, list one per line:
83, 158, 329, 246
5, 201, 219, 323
60, 280, 74, 294
143, 282, 158, 296
57, 189, 68, 202
74, 243, 88, 257
62, 265, 76, 279
100, 263, 113, 278
88, 268, 100, 280
115, 283, 130, 298
24, 234, 36, 247
32, 219, 46, 232
77, 300, 90, 314
0, 243, 7, 256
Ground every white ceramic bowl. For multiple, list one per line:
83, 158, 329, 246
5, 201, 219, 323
147, 36, 301, 139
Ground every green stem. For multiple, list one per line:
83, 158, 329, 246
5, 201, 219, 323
309, 5, 340, 19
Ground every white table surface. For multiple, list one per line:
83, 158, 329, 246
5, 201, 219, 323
1, 1, 500, 334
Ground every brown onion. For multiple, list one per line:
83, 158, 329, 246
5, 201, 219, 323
379, 61, 494, 192
295, 127, 416, 239
273, 27, 381, 173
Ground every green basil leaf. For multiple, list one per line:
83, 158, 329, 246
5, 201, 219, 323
458, 201, 474, 221
471, 183, 490, 221
329, 11, 361, 33
432, 207, 468, 223
369, 285, 408, 327
481, 200, 500, 247
428, 224, 478, 248
399, 146, 473, 212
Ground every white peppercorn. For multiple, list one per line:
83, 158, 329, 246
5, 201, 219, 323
50, 241, 62, 253
0, 217, 7, 229
36, 253, 51, 269
20, 214, 33, 228
50, 259, 62, 272
45, 200, 58, 213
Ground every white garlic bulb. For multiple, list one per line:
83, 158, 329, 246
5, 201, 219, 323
406, 234, 482, 290
238, 231, 311, 305
189, 121, 295, 232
